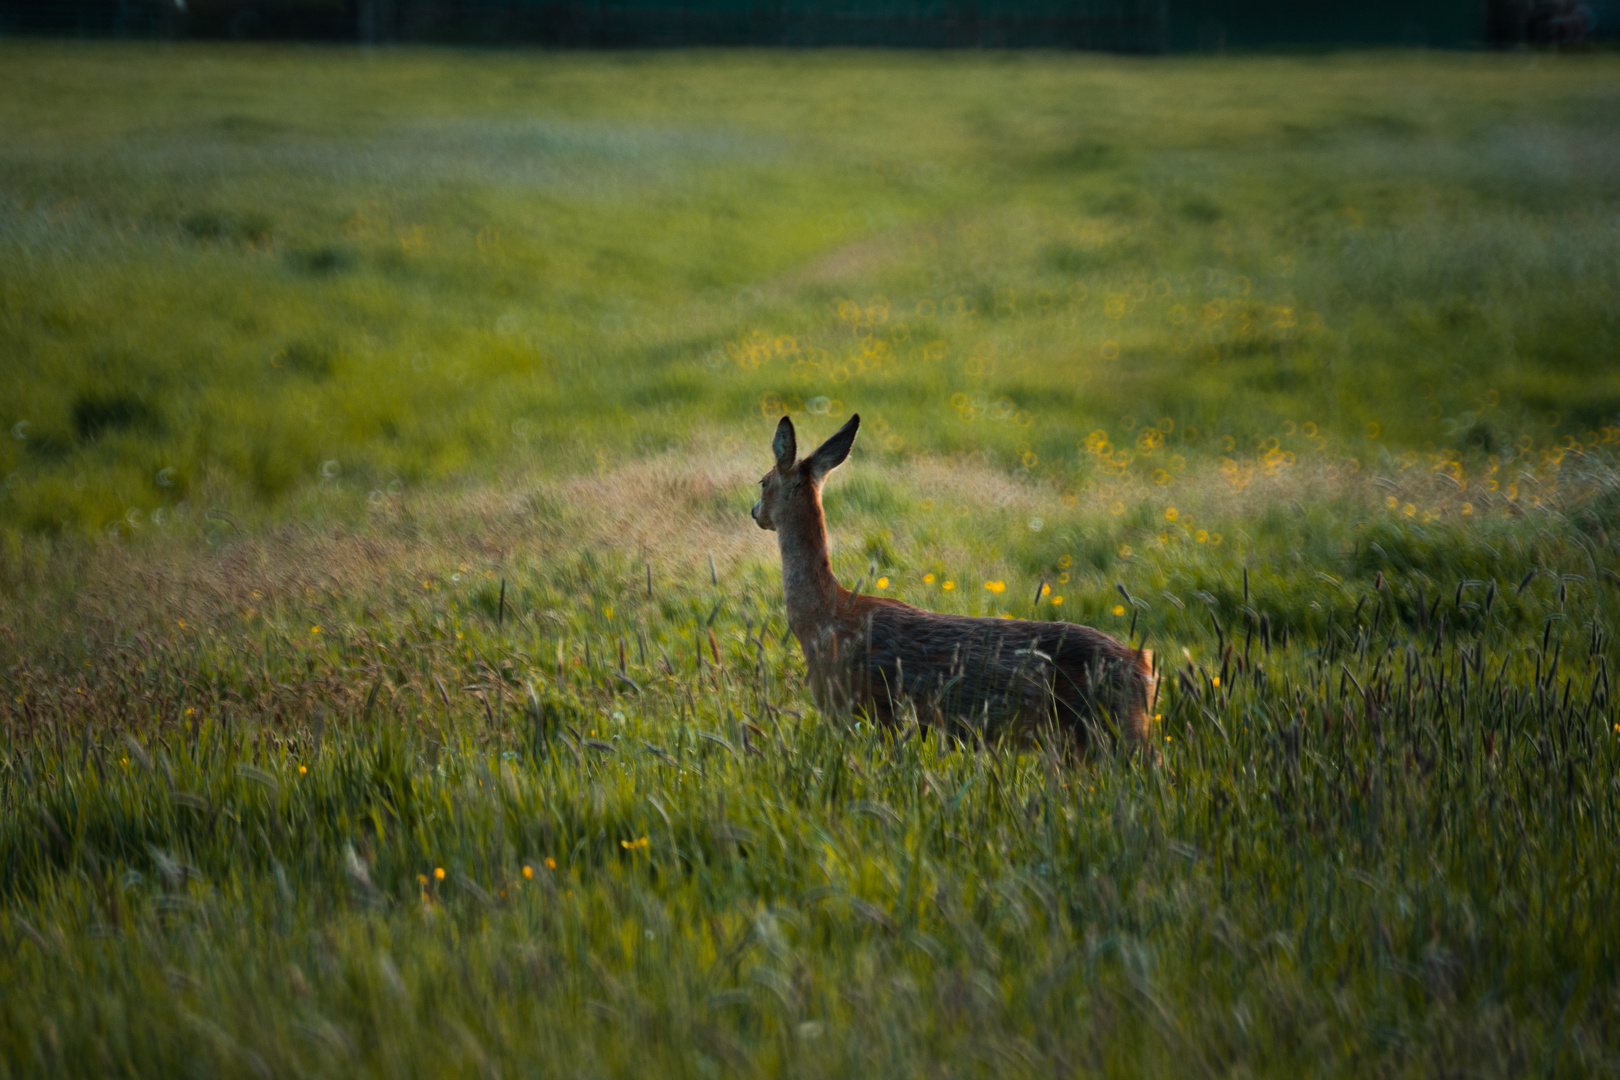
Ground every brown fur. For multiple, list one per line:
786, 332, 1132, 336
753, 414, 1157, 751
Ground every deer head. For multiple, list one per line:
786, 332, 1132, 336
752, 414, 860, 532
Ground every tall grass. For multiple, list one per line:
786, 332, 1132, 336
3, 441, 1618, 1075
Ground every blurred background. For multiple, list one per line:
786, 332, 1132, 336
2, 0, 1617, 543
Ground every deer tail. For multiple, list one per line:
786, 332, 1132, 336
1128, 647, 1158, 745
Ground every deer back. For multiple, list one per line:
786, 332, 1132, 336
808, 593, 1156, 746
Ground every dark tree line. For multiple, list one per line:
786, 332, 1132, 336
0, 0, 1610, 48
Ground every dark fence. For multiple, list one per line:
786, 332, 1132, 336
1, 0, 1614, 46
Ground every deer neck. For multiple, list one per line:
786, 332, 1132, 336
777, 489, 842, 644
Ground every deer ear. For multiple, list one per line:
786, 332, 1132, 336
807, 413, 860, 482
772, 416, 796, 470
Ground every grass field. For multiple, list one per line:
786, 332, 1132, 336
2, 44, 1619, 1077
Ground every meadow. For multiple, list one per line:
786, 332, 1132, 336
1, 43, 1619, 1077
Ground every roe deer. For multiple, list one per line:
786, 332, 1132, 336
752, 414, 1157, 753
